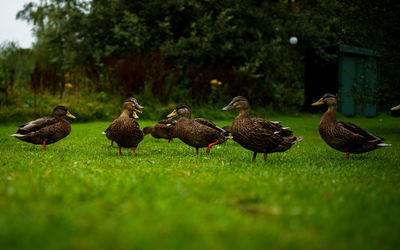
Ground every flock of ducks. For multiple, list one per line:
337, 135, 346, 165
11, 94, 393, 161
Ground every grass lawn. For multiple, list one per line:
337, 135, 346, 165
0, 114, 399, 250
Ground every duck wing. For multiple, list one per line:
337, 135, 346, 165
194, 118, 227, 134
337, 121, 383, 142
17, 117, 59, 135
157, 119, 177, 126
251, 118, 293, 137
103, 118, 118, 135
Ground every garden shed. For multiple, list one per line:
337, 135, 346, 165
303, 44, 380, 117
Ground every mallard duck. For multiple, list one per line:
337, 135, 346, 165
143, 119, 177, 143
103, 110, 138, 147
11, 105, 76, 150
222, 96, 302, 161
167, 104, 230, 155
103, 98, 138, 148
104, 98, 144, 156
391, 105, 400, 110
312, 93, 391, 158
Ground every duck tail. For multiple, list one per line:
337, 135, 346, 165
292, 136, 303, 144
10, 133, 25, 138
270, 121, 281, 124
222, 126, 232, 134
377, 143, 391, 147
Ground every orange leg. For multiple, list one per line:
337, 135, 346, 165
196, 147, 199, 155
264, 153, 268, 161
118, 146, 122, 156
42, 140, 46, 151
345, 152, 350, 159
110, 140, 114, 147
252, 152, 257, 162
133, 147, 137, 156
206, 140, 219, 154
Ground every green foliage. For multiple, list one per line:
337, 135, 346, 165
1, 115, 400, 249
11, 0, 400, 111
339, 0, 400, 109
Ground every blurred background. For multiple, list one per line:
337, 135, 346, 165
0, 0, 399, 122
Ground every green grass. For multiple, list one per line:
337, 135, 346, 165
1, 114, 400, 250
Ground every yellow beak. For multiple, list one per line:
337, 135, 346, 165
311, 98, 324, 106
132, 112, 139, 119
167, 109, 178, 118
391, 104, 400, 111
66, 111, 76, 119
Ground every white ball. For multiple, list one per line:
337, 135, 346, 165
289, 36, 298, 45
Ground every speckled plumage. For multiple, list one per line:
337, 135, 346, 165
11, 105, 75, 150
313, 93, 390, 157
223, 96, 301, 161
106, 116, 143, 148
105, 98, 144, 155
167, 104, 229, 154
143, 119, 177, 142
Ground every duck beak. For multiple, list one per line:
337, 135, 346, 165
311, 98, 324, 106
167, 109, 178, 118
222, 101, 234, 111
133, 102, 144, 113
132, 112, 139, 119
391, 104, 400, 111
66, 111, 76, 119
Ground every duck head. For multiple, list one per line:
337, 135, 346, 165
167, 104, 191, 119
123, 97, 143, 118
126, 97, 144, 114
53, 105, 76, 119
312, 93, 338, 107
222, 96, 250, 111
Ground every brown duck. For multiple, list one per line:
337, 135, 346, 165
103, 97, 138, 147
105, 98, 144, 156
11, 105, 76, 150
223, 96, 302, 161
312, 93, 391, 159
143, 119, 177, 143
167, 104, 230, 155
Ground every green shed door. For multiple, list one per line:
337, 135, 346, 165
338, 45, 379, 117
338, 54, 358, 116
363, 57, 378, 117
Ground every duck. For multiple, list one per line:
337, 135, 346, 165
222, 96, 302, 161
103, 98, 138, 147
104, 98, 144, 156
312, 93, 391, 159
143, 119, 177, 143
11, 105, 76, 150
103, 110, 138, 147
167, 104, 230, 155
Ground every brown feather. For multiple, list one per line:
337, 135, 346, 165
315, 93, 388, 154
12, 106, 73, 146
143, 119, 177, 140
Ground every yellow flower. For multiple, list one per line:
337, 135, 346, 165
210, 79, 223, 86
210, 79, 218, 84
65, 83, 73, 88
